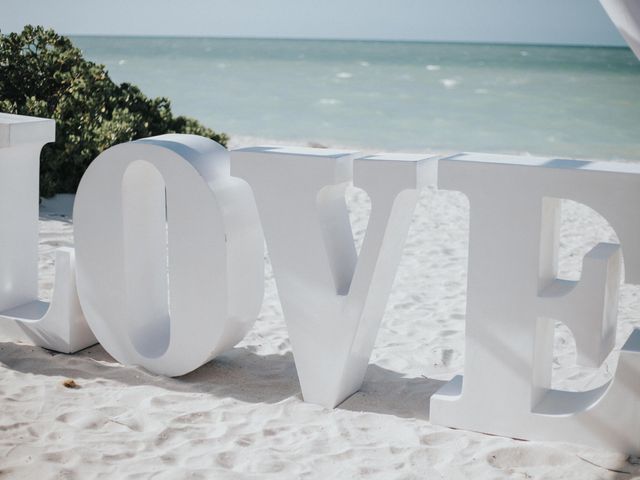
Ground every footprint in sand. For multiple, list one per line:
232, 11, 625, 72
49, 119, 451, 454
487, 445, 573, 470
420, 431, 469, 449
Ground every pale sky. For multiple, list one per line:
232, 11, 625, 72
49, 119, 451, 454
0, 0, 626, 46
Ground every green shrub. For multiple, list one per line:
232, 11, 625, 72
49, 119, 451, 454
0, 25, 229, 197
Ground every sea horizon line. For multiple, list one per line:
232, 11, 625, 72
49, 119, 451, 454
66, 33, 630, 50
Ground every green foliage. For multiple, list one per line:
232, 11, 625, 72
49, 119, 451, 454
0, 25, 228, 197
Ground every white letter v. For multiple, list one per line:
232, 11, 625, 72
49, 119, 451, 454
232, 146, 436, 407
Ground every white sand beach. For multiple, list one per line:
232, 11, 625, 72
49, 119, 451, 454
1, 182, 640, 479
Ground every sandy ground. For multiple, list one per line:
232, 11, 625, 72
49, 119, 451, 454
1, 183, 640, 479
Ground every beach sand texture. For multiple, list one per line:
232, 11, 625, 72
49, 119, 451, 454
1, 188, 639, 479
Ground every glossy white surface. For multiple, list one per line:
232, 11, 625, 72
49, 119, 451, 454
431, 152, 640, 453
0, 114, 95, 353
232, 146, 438, 407
73, 134, 264, 376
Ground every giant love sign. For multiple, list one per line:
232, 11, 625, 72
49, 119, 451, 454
0, 112, 639, 453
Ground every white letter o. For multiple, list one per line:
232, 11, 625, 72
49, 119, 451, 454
73, 134, 263, 376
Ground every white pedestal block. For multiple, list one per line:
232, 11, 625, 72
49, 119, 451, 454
73, 134, 264, 376
430, 153, 640, 454
0, 113, 95, 353
232, 146, 438, 407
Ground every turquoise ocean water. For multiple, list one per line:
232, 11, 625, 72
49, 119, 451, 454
73, 36, 640, 160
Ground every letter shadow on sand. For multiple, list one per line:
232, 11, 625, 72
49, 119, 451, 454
0, 341, 444, 420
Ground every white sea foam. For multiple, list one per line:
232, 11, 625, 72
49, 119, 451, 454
440, 78, 460, 89
336, 72, 353, 79
426, 64, 441, 71
318, 98, 342, 106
